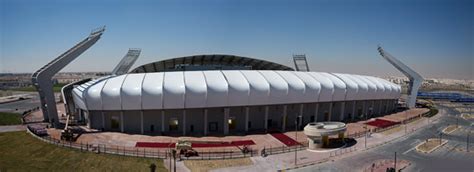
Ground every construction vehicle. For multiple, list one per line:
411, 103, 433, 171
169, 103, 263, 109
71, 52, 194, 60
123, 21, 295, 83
176, 140, 199, 157
60, 114, 75, 141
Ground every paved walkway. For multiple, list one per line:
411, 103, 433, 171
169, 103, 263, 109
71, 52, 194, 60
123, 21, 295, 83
0, 125, 26, 133
214, 111, 440, 172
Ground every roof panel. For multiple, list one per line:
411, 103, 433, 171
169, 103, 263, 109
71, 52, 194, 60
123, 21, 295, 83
240, 70, 270, 105
355, 75, 377, 100
292, 72, 321, 102
142, 73, 164, 109
332, 73, 359, 101
84, 79, 107, 110
307, 72, 334, 102
203, 71, 228, 107
346, 74, 369, 100
221, 70, 249, 106
319, 72, 346, 101
121, 74, 145, 110
184, 71, 207, 108
366, 76, 385, 99
258, 71, 289, 104
163, 72, 185, 109
276, 71, 305, 103
101, 75, 126, 110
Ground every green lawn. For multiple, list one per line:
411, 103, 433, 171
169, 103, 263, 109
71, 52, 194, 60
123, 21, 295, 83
0, 131, 166, 171
9, 83, 66, 92
0, 112, 22, 125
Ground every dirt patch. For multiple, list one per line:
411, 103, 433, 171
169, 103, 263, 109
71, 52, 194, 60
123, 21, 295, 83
461, 113, 473, 120
416, 138, 448, 153
183, 158, 253, 172
442, 125, 459, 134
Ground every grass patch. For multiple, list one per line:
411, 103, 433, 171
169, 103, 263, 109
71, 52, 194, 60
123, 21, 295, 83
8, 84, 66, 92
184, 158, 253, 172
0, 112, 22, 125
0, 131, 166, 171
422, 107, 439, 118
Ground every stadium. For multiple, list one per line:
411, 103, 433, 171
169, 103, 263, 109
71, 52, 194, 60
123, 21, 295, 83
32, 28, 403, 137
68, 55, 401, 136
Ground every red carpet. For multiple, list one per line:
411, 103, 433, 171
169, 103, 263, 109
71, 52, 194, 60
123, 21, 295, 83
365, 119, 400, 128
270, 133, 300, 147
135, 140, 255, 148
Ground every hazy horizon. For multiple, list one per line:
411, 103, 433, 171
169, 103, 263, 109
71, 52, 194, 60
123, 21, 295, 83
1, 0, 472, 80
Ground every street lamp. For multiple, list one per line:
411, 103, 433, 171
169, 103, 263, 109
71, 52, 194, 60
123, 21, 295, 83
365, 113, 368, 149
468, 123, 472, 152
405, 108, 408, 134
294, 115, 301, 166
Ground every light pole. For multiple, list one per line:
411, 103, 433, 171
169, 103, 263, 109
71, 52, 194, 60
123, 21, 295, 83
394, 152, 397, 171
294, 115, 301, 166
365, 113, 368, 149
405, 109, 408, 134
468, 123, 472, 152
172, 149, 176, 172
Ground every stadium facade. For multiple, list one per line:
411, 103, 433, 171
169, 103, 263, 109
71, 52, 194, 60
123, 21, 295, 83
68, 55, 401, 136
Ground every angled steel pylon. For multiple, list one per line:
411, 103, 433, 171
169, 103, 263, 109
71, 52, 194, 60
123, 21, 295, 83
293, 54, 310, 72
111, 48, 141, 75
377, 46, 423, 108
32, 27, 105, 127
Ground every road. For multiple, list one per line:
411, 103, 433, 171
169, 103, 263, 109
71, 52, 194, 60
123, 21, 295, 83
293, 102, 473, 172
0, 93, 40, 113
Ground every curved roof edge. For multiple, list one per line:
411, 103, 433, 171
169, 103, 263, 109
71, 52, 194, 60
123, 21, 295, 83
130, 54, 294, 73
74, 70, 401, 111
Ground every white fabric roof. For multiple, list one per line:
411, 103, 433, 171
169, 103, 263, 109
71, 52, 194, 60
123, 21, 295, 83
72, 70, 401, 110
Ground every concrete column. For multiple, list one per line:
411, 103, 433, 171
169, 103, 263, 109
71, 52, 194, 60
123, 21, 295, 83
264, 106, 269, 131
338, 133, 345, 139
371, 101, 375, 116
86, 110, 90, 128
340, 102, 345, 121
245, 107, 250, 132
299, 104, 304, 124
328, 103, 333, 121
378, 100, 383, 115
394, 100, 398, 110
140, 111, 144, 134
224, 108, 229, 135
161, 110, 165, 133
282, 105, 288, 131
182, 110, 186, 136
362, 101, 366, 117
352, 101, 356, 120
314, 103, 319, 122
322, 135, 329, 147
120, 111, 124, 133
204, 109, 208, 136
101, 112, 105, 130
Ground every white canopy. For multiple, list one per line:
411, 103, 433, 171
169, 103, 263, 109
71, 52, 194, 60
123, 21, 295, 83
73, 70, 401, 110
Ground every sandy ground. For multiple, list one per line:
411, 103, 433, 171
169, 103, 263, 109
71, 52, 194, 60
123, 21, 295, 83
24, 103, 66, 123
45, 108, 430, 152
379, 108, 429, 123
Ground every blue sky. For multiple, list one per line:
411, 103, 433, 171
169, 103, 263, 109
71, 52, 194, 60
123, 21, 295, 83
1, 0, 472, 79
